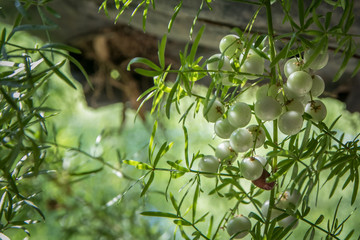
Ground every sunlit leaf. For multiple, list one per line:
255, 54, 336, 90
41, 43, 81, 54
153, 142, 174, 167
142, 0, 150, 32
168, 1, 183, 32
127, 57, 162, 71
123, 160, 153, 170
188, 25, 205, 63
141, 171, 155, 197
158, 35, 167, 69
174, 219, 191, 226
141, 211, 178, 218
167, 161, 189, 172
39, 53, 77, 89
134, 68, 162, 77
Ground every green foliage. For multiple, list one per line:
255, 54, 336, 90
104, 0, 360, 239
0, 0, 89, 237
2, 0, 360, 239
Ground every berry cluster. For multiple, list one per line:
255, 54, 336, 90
261, 189, 302, 229
226, 189, 301, 239
199, 34, 330, 238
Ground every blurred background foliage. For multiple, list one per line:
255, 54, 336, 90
1, 2, 360, 240
0, 21, 167, 239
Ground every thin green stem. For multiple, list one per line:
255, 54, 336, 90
153, 167, 236, 177
271, 120, 279, 181
234, 182, 263, 217
264, 0, 276, 85
263, 188, 275, 236
299, 216, 340, 240
311, 121, 349, 150
179, 216, 210, 240
263, 1, 279, 238
45, 141, 132, 179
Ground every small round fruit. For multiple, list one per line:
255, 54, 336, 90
284, 58, 307, 78
215, 141, 238, 165
310, 75, 325, 97
226, 215, 251, 239
287, 71, 313, 96
246, 125, 265, 148
253, 155, 267, 168
206, 54, 232, 82
277, 189, 302, 210
278, 215, 299, 229
206, 54, 221, 72
240, 157, 264, 180
227, 102, 252, 128
254, 96, 282, 121
256, 84, 270, 101
278, 111, 304, 135
257, 83, 281, 101
267, 84, 281, 99
214, 118, 236, 139
198, 155, 219, 178
305, 100, 327, 122
283, 98, 305, 114
219, 34, 242, 58
283, 84, 302, 100
204, 99, 225, 123
252, 155, 269, 171
239, 51, 265, 80
298, 94, 311, 106
304, 48, 329, 70
220, 74, 235, 86
206, 54, 232, 72
261, 200, 282, 220
230, 128, 253, 153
